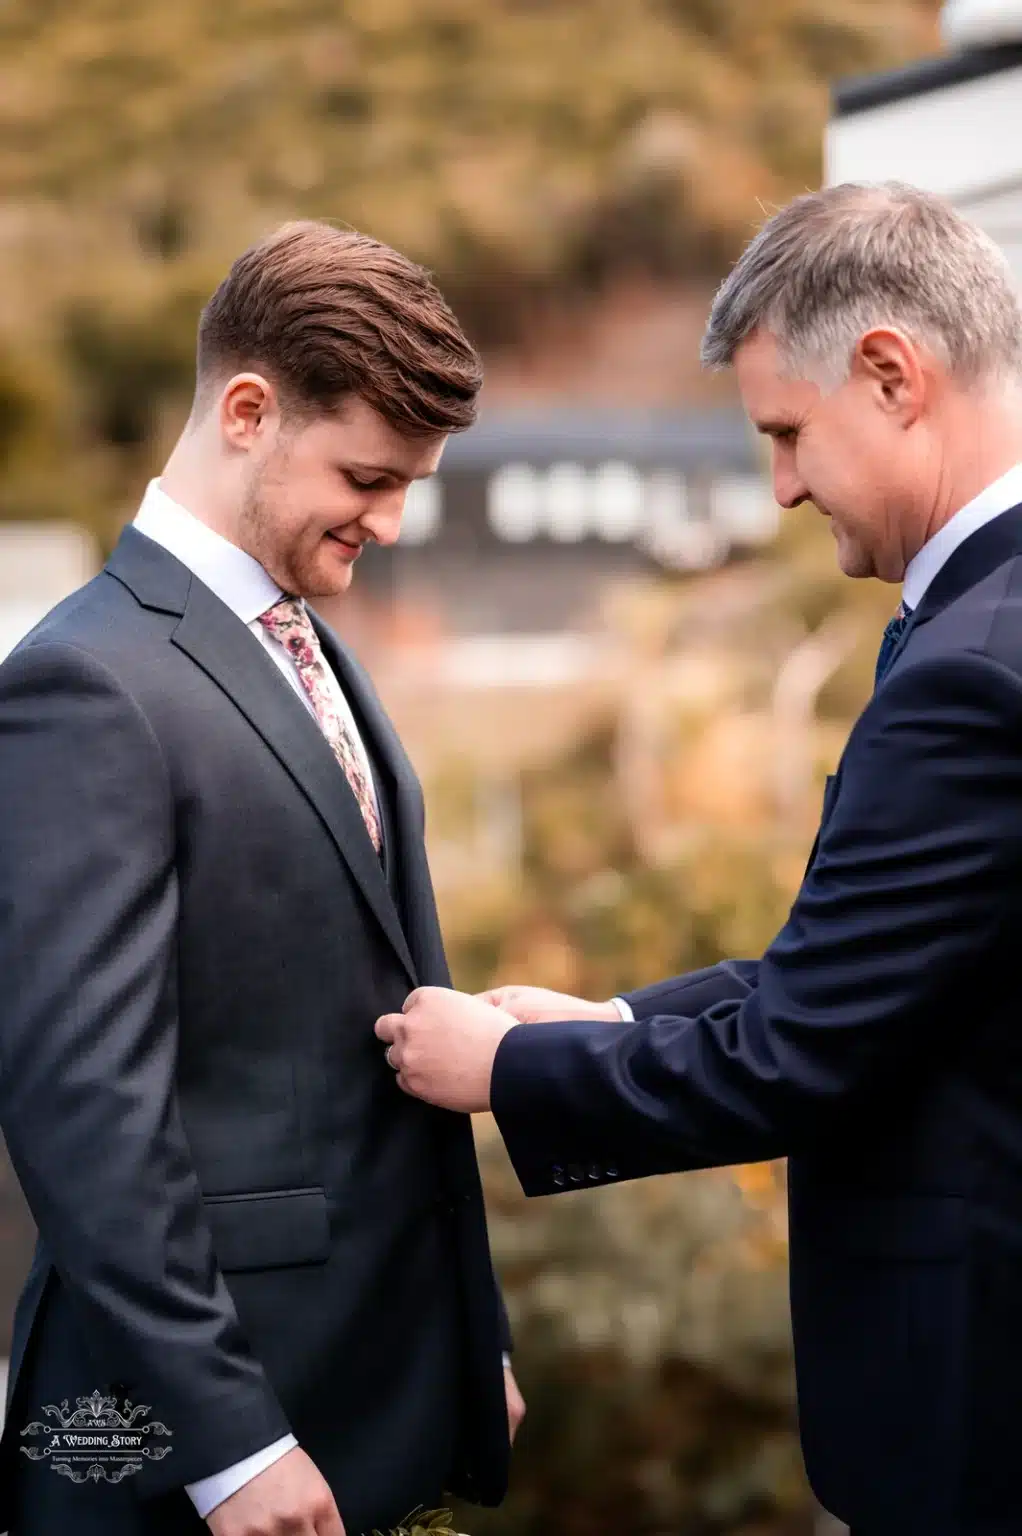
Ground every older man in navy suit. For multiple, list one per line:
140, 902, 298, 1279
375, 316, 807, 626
378, 182, 1022, 1535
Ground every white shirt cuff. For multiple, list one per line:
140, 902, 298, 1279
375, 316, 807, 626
502, 1351, 511, 1369
186, 1433, 298, 1518
610, 996, 634, 1022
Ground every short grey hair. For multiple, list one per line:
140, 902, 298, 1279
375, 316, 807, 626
701, 181, 1022, 387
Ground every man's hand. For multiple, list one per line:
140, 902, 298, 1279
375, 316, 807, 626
504, 1364, 526, 1445
375, 987, 518, 1112
478, 985, 621, 1026
206, 1447, 344, 1536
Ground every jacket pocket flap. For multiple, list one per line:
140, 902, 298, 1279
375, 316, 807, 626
203, 1186, 330, 1273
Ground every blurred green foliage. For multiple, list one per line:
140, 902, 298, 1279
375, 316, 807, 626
468, 1138, 802, 1535
0, 0, 939, 545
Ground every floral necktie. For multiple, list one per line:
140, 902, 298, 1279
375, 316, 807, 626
258, 597, 382, 854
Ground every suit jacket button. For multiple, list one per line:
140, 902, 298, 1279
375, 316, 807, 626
588, 1163, 602, 1181
606, 1166, 619, 1179
552, 1165, 566, 1187
568, 1163, 584, 1184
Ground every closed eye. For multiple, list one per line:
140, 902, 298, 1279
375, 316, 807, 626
757, 420, 799, 442
345, 470, 388, 492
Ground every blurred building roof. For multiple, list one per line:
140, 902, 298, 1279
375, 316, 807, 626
441, 406, 757, 473
833, 1, 1022, 117
832, 41, 1022, 116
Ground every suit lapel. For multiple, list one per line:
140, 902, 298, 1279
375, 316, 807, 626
107, 529, 418, 985
909, 499, 1022, 630
314, 617, 452, 985
803, 772, 841, 878
878, 501, 1022, 685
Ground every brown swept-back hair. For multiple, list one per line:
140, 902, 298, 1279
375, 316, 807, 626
195, 220, 482, 435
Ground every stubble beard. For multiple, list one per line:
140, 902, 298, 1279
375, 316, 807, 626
240, 452, 356, 601
238, 458, 317, 599
237, 478, 287, 594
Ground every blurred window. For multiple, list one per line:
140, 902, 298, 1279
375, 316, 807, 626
592, 461, 644, 541
543, 461, 589, 543
639, 472, 726, 569
488, 463, 542, 542
398, 476, 443, 544
711, 474, 779, 545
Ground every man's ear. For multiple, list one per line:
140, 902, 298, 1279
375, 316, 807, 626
852, 327, 926, 425
219, 373, 278, 451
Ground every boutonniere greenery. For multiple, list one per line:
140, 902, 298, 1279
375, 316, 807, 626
371, 1508, 466, 1536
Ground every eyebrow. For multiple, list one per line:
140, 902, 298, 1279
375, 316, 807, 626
346, 461, 438, 480
754, 418, 797, 437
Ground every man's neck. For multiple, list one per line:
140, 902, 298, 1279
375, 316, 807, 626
159, 438, 241, 548
902, 457, 1022, 611
920, 386, 1022, 546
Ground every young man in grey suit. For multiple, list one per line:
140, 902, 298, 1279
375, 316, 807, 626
0, 221, 522, 1536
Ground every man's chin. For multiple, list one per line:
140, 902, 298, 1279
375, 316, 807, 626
833, 532, 874, 580
303, 553, 356, 599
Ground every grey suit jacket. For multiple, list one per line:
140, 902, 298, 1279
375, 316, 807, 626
0, 527, 510, 1533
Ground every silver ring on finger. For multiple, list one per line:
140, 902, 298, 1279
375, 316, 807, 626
385, 1044, 397, 1070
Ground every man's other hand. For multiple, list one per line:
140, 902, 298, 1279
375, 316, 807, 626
478, 985, 622, 1025
375, 987, 518, 1112
205, 1447, 344, 1536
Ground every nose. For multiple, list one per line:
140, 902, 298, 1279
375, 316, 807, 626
359, 490, 407, 549
772, 453, 809, 511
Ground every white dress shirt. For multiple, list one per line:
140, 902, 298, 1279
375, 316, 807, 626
611, 461, 1022, 1028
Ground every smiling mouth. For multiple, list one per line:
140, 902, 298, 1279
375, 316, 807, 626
327, 531, 362, 553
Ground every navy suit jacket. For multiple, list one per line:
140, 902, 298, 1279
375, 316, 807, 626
492, 502, 1022, 1534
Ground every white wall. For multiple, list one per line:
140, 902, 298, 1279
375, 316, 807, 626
0, 523, 99, 660
956, 179, 1022, 287
825, 63, 1022, 199
825, 62, 1022, 287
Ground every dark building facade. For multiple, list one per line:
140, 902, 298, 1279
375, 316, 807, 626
356, 405, 772, 632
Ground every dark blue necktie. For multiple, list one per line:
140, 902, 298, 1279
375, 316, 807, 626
874, 601, 912, 689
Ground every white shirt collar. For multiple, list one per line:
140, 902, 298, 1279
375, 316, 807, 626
132, 479, 284, 625
902, 462, 1022, 611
